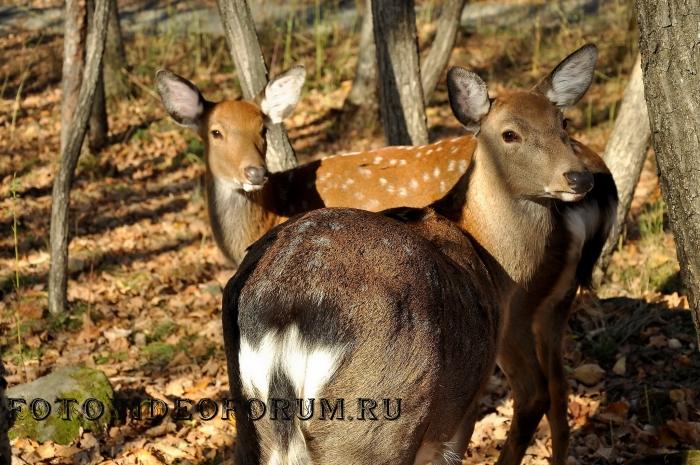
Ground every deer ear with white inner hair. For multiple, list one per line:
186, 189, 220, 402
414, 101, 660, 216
155, 69, 207, 130
260, 65, 306, 124
534, 43, 598, 108
447, 67, 491, 135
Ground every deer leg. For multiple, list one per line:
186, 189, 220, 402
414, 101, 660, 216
534, 289, 577, 465
496, 310, 550, 465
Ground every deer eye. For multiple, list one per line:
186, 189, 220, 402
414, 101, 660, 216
211, 129, 222, 139
502, 130, 520, 143
562, 118, 570, 130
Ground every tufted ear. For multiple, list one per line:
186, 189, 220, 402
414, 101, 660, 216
447, 67, 491, 134
260, 65, 306, 124
155, 69, 207, 129
534, 44, 598, 108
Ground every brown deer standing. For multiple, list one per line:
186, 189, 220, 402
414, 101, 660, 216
155, 66, 609, 270
222, 45, 617, 464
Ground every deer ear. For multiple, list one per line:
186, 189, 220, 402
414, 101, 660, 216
447, 67, 490, 134
260, 65, 306, 124
535, 44, 597, 108
155, 69, 207, 129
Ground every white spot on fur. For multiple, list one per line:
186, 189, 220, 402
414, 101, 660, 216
389, 159, 398, 166
433, 167, 441, 178
458, 160, 468, 172
373, 156, 383, 164
354, 191, 365, 200
239, 326, 344, 402
358, 167, 372, 178
398, 187, 408, 197
440, 180, 447, 193
379, 177, 388, 186
409, 179, 419, 189
447, 160, 457, 172
422, 172, 430, 182
398, 159, 407, 166
427, 149, 434, 155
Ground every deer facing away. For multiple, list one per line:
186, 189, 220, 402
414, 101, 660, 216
222, 44, 617, 464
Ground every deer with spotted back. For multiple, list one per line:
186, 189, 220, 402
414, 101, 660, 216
155, 64, 606, 269
222, 44, 617, 465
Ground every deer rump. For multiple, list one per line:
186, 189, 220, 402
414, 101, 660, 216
223, 207, 500, 465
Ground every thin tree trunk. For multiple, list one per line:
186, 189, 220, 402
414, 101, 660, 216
89, 69, 109, 151
216, 0, 297, 171
636, 0, 700, 345
104, 0, 130, 98
596, 54, 650, 273
372, 0, 428, 146
88, 0, 108, 152
60, 0, 88, 153
48, 0, 110, 315
420, 0, 467, 103
346, 0, 376, 108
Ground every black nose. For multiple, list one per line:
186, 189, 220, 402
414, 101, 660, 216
564, 170, 594, 194
244, 166, 267, 185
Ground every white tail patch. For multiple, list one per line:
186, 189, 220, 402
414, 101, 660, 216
239, 326, 345, 401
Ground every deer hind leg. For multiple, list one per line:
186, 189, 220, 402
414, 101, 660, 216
535, 289, 577, 465
496, 311, 550, 465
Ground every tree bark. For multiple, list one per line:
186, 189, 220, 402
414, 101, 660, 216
104, 0, 130, 99
636, 0, 700, 345
596, 54, 651, 273
48, 0, 110, 315
346, 0, 377, 108
372, 0, 428, 146
89, 68, 109, 151
60, 0, 88, 153
420, 0, 467, 103
216, 0, 297, 171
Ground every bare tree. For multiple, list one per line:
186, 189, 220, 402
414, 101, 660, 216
104, 0, 130, 98
372, 0, 428, 145
420, 0, 467, 103
48, 0, 110, 315
346, 0, 377, 109
60, 0, 88, 153
216, 0, 297, 172
637, 0, 700, 344
596, 54, 651, 274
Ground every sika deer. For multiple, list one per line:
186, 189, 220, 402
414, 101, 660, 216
222, 44, 613, 464
155, 66, 608, 269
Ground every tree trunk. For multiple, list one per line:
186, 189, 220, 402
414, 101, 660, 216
89, 68, 109, 151
596, 54, 651, 274
346, 0, 377, 108
372, 0, 428, 146
636, 0, 700, 345
88, 0, 108, 152
60, 0, 88, 153
48, 0, 110, 315
420, 0, 467, 103
216, 0, 297, 171
104, 0, 130, 99
0, 360, 9, 465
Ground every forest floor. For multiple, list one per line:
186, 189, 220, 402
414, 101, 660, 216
2, 0, 700, 464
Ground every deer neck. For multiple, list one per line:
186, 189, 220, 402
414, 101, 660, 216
204, 170, 280, 264
459, 146, 555, 289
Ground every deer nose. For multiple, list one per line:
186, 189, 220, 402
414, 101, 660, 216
244, 166, 267, 185
564, 171, 594, 194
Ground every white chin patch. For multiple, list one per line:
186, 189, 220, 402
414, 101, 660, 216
242, 183, 263, 192
557, 192, 586, 202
